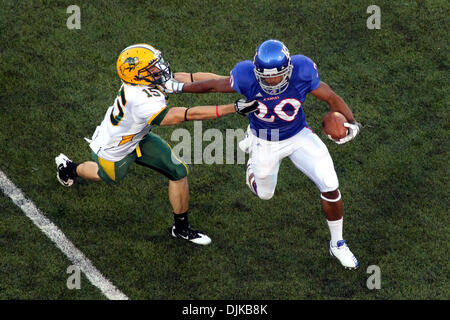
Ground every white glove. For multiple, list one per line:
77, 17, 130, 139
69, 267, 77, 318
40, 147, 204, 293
163, 78, 184, 94
334, 121, 362, 144
234, 98, 259, 116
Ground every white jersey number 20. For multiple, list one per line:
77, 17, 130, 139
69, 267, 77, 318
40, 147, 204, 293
254, 98, 302, 122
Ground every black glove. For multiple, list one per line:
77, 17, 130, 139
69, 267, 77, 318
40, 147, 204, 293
234, 98, 259, 116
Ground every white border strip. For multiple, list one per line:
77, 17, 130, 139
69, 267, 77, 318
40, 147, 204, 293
0, 169, 129, 300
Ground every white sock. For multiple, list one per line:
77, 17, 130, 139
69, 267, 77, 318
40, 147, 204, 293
327, 218, 343, 247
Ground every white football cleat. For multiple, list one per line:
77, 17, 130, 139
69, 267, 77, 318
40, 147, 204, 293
329, 240, 359, 269
55, 153, 74, 187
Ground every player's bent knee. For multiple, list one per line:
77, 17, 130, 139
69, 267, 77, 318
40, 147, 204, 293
258, 190, 275, 200
255, 171, 274, 181
314, 162, 339, 192
170, 164, 189, 181
169, 176, 188, 184
323, 174, 339, 190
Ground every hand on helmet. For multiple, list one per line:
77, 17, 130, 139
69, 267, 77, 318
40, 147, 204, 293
234, 99, 259, 116
163, 78, 184, 94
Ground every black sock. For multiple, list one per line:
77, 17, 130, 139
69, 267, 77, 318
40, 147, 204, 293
174, 211, 189, 230
67, 162, 79, 178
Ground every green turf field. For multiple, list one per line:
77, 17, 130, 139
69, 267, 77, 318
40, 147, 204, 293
0, 0, 448, 300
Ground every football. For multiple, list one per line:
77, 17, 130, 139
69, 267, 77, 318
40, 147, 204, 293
322, 111, 348, 140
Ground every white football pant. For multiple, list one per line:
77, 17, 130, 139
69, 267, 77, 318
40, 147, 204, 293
241, 126, 339, 200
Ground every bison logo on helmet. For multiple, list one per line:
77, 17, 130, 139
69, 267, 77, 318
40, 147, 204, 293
123, 57, 140, 72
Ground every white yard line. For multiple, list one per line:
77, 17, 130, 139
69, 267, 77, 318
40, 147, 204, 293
0, 169, 129, 300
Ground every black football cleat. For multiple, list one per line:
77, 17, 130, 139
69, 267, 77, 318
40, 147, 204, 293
170, 225, 212, 245
55, 153, 75, 187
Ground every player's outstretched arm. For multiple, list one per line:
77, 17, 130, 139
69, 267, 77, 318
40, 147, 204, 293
160, 100, 259, 126
160, 105, 234, 126
164, 77, 236, 94
174, 72, 228, 83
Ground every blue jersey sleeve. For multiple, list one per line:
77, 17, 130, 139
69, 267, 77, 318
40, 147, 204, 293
291, 55, 321, 92
308, 61, 321, 91
230, 60, 256, 98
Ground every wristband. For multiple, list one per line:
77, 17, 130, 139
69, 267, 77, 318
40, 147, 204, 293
190, 73, 194, 83
216, 105, 220, 118
184, 108, 189, 121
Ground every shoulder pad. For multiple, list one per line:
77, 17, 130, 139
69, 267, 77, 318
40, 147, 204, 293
231, 60, 257, 94
291, 55, 318, 82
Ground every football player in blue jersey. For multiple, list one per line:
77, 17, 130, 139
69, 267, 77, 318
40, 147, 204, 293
166, 39, 361, 269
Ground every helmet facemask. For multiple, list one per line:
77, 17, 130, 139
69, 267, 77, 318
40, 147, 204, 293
254, 62, 293, 95
137, 52, 172, 85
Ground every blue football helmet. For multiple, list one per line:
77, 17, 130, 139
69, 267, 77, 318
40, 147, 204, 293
253, 39, 293, 95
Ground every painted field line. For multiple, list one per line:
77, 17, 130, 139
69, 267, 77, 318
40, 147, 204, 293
0, 168, 129, 300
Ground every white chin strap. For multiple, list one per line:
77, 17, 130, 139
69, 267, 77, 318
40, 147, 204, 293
320, 190, 341, 202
